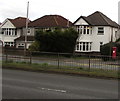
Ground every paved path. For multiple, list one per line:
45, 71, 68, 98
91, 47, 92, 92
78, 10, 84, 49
2, 69, 119, 99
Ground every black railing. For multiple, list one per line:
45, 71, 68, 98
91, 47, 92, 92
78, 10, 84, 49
2, 50, 120, 72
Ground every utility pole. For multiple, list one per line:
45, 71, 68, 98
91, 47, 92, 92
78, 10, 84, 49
24, 1, 29, 56
118, 1, 120, 25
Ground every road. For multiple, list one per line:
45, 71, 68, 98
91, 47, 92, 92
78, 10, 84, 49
2, 69, 119, 99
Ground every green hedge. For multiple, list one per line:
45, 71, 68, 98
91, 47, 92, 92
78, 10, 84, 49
35, 28, 78, 53
100, 42, 120, 56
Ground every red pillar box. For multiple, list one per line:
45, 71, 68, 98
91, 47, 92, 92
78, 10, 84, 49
112, 47, 117, 59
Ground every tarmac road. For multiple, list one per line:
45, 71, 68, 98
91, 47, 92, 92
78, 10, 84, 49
2, 69, 119, 99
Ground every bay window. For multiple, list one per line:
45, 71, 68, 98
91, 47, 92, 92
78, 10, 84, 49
76, 42, 92, 52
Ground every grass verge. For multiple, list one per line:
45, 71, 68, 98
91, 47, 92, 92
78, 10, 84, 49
2, 61, 119, 79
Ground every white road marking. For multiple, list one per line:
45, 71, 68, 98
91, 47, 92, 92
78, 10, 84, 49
40, 87, 66, 93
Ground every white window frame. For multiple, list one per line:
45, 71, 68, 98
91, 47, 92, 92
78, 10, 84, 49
1, 28, 17, 36
98, 27, 104, 35
76, 26, 92, 35
76, 42, 92, 52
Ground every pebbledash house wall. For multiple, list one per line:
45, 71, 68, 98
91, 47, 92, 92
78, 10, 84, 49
74, 18, 119, 52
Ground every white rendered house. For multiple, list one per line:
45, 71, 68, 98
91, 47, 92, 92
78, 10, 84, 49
0, 15, 72, 49
15, 15, 72, 49
0, 17, 34, 48
74, 11, 120, 53
0, 17, 27, 47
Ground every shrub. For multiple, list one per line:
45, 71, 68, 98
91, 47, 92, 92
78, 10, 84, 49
100, 42, 120, 56
28, 41, 40, 51
35, 28, 78, 53
100, 42, 115, 56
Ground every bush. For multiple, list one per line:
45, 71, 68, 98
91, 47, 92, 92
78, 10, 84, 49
116, 44, 120, 56
35, 28, 78, 53
28, 41, 40, 51
100, 42, 114, 56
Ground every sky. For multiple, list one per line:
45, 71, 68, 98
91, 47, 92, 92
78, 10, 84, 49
0, 0, 120, 23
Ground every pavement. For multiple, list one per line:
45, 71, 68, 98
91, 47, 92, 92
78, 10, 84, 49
2, 69, 119, 99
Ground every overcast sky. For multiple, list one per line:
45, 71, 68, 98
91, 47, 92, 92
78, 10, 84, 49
0, 0, 120, 23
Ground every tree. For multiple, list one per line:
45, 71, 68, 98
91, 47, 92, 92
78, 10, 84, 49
35, 28, 78, 53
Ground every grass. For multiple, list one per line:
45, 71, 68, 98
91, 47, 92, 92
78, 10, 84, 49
2, 61, 119, 79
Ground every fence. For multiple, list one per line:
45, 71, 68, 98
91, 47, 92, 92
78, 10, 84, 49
2, 50, 120, 72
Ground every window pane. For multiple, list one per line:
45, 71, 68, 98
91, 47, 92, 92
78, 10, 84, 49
15, 29, 17, 35
87, 29, 89, 34
83, 26, 86, 34
86, 42, 89, 51
90, 43, 92, 50
83, 42, 85, 51
98, 27, 104, 34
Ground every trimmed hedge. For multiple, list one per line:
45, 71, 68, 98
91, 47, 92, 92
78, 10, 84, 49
100, 42, 120, 56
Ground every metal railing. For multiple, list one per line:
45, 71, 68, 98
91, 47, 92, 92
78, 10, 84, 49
2, 50, 120, 72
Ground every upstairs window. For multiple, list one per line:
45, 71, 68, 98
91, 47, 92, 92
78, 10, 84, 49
76, 26, 92, 35
1, 28, 17, 36
83, 26, 86, 34
98, 27, 104, 35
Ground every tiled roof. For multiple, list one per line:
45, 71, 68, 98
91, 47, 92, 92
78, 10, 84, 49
9, 17, 30, 28
15, 36, 34, 41
74, 11, 120, 28
29, 15, 73, 28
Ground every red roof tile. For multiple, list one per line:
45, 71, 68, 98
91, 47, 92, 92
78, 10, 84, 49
9, 17, 30, 28
29, 15, 73, 28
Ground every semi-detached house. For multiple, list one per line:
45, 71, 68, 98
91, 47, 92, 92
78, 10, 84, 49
0, 17, 30, 47
0, 15, 72, 48
28, 15, 72, 33
74, 11, 120, 53
15, 15, 72, 48
0, 11, 120, 53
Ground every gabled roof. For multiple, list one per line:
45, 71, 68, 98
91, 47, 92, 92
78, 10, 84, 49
29, 15, 73, 28
74, 11, 120, 28
8, 17, 30, 28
